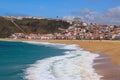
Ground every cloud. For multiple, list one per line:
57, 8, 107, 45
71, 6, 120, 25
80, 8, 91, 14
63, 16, 75, 20
82, 7, 120, 25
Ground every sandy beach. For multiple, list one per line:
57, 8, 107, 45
0, 38, 120, 80
31, 40, 120, 66
31, 40, 120, 80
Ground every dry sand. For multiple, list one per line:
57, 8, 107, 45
1, 39, 120, 80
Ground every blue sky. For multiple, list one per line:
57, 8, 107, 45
0, 0, 120, 24
0, 0, 120, 17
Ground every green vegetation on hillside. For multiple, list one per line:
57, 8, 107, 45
0, 17, 70, 38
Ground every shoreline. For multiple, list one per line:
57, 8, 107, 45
94, 53, 120, 80
0, 38, 120, 80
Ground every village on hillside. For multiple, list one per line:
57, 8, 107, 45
9, 16, 120, 40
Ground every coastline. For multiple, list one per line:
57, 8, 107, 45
0, 38, 120, 80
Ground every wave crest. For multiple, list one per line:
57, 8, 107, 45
23, 41, 102, 80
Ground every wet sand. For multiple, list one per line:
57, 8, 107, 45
0, 39, 120, 80
94, 53, 120, 80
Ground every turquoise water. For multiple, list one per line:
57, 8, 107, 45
0, 41, 65, 80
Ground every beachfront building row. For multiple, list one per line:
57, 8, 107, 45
10, 24, 120, 40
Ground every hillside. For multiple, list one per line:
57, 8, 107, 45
0, 17, 70, 38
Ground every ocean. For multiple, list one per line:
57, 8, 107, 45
0, 41, 102, 80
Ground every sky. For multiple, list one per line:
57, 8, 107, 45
0, 0, 120, 25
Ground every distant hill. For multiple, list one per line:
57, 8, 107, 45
0, 17, 70, 38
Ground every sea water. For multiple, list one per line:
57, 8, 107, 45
0, 41, 102, 80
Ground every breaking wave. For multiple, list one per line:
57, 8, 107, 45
23, 41, 102, 80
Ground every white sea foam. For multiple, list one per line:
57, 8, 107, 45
22, 41, 81, 50
23, 41, 102, 80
